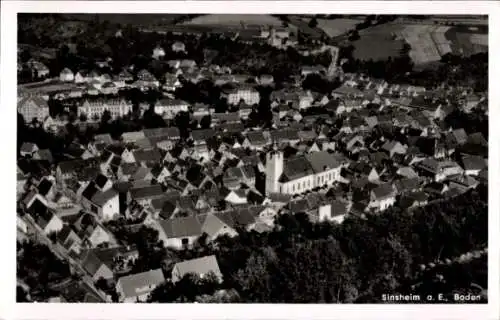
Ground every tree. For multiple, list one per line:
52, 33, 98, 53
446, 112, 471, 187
308, 17, 318, 29
199, 115, 211, 129
79, 113, 88, 122
348, 30, 360, 41
100, 110, 112, 125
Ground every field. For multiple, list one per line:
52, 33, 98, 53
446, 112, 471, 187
181, 14, 283, 27
316, 18, 362, 38
352, 36, 405, 61
351, 21, 488, 63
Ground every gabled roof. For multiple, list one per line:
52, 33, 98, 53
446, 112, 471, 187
91, 188, 118, 207
305, 151, 341, 173
371, 183, 394, 200
279, 156, 314, 183
159, 216, 202, 238
117, 269, 165, 299
173, 255, 222, 280
462, 155, 487, 171
129, 184, 163, 200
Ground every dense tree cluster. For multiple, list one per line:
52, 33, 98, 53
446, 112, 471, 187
17, 241, 72, 301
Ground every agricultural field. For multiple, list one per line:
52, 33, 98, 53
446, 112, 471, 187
316, 18, 362, 38
351, 21, 488, 64
181, 14, 283, 27
351, 36, 405, 61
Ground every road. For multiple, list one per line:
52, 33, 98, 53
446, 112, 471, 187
22, 214, 108, 302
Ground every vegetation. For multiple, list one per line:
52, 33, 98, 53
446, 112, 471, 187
17, 241, 72, 301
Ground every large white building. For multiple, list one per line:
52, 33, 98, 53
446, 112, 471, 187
223, 86, 260, 106
78, 98, 133, 121
265, 148, 342, 196
18, 96, 50, 123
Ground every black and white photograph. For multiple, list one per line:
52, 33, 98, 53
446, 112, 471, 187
2, 0, 498, 319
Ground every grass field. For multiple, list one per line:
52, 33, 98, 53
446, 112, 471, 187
181, 14, 283, 27
316, 18, 361, 37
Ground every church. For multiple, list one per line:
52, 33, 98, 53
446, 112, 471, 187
265, 148, 343, 196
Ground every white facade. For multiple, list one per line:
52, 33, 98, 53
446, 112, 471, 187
154, 100, 189, 119
227, 89, 260, 106
318, 204, 346, 224
265, 151, 284, 196
100, 194, 120, 221
59, 68, 74, 82
78, 99, 133, 121
43, 215, 64, 235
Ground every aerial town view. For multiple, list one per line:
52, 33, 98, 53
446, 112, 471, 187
16, 13, 488, 303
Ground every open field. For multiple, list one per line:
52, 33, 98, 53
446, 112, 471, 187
352, 37, 405, 61
181, 14, 283, 27
316, 18, 361, 38
351, 21, 488, 63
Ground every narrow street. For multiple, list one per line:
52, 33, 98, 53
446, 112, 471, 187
22, 214, 108, 302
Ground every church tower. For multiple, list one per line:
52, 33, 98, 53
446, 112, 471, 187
265, 144, 284, 196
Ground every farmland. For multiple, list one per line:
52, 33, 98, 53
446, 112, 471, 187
181, 14, 283, 27
316, 18, 362, 38
349, 21, 488, 64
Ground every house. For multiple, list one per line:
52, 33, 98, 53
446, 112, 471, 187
199, 212, 239, 241
79, 250, 114, 281
393, 177, 422, 195
152, 46, 166, 60
461, 154, 487, 176
381, 140, 407, 158
128, 184, 165, 206
171, 255, 223, 283
27, 59, 50, 78
369, 183, 396, 212
171, 41, 186, 52
447, 174, 479, 192
163, 73, 182, 91
257, 74, 274, 86
60, 68, 74, 82
57, 225, 83, 254
18, 97, 50, 123
20, 142, 39, 157
81, 182, 120, 221
154, 99, 189, 119
399, 191, 429, 210
100, 82, 118, 95
27, 199, 64, 235
73, 213, 117, 248
416, 158, 464, 182
242, 131, 269, 150
116, 269, 165, 302
155, 216, 203, 249
316, 200, 350, 224
225, 189, 248, 205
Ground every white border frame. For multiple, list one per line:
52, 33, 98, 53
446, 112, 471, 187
1, 1, 498, 320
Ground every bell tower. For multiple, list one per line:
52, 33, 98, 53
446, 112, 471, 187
265, 143, 284, 196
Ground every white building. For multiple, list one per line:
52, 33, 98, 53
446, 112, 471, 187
265, 148, 343, 196
78, 98, 133, 121
152, 46, 166, 60
154, 99, 189, 119
224, 86, 260, 106
59, 68, 74, 82
171, 41, 186, 53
